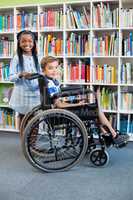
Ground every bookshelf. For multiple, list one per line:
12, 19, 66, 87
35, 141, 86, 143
0, 0, 133, 138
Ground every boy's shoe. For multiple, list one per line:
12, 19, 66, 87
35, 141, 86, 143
112, 134, 129, 148
120, 134, 129, 141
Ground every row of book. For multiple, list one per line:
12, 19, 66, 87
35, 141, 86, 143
17, 12, 38, 31
92, 64, 117, 84
122, 32, 133, 56
40, 34, 63, 56
66, 5, 90, 29
121, 62, 133, 84
106, 114, 117, 130
121, 8, 133, 28
92, 3, 119, 28
66, 60, 90, 82
2, 6, 133, 32
0, 37, 14, 57
100, 87, 117, 110
0, 15, 14, 32
40, 8, 63, 30
66, 33, 90, 56
0, 84, 13, 106
120, 115, 133, 134
0, 62, 10, 81
92, 32, 119, 56
121, 93, 133, 111
0, 108, 16, 129
65, 62, 132, 84
1, 60, 132, 85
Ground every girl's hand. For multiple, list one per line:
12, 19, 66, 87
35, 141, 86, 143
19, 72, 32, 79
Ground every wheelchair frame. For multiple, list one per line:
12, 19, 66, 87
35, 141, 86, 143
20, 74, 119, 172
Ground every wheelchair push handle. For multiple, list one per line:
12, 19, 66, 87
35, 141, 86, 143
26, 73, 44, 80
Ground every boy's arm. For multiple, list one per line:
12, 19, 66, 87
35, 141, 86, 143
54, 98, 85, 108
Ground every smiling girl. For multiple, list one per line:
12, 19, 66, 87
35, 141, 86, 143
9, 30, 40, 129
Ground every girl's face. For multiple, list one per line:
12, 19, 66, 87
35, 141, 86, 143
19, 34, 34, 55
44, 61, 59, 79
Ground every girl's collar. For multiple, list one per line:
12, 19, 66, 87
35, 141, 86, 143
23, 54, 32, 57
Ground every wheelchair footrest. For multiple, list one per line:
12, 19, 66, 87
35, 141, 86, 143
114, 140, 128, 148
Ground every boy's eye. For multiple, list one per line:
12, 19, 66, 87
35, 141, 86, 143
48, 66, 53, 70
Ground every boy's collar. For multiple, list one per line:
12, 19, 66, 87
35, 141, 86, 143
45, 75, 59, 85
45, 75, 53, 80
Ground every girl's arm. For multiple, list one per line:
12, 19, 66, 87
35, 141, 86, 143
9, 55, 21, 82
10, 55, 33, 81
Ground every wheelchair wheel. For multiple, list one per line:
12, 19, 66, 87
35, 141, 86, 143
22, 109, 88, 172
20, 105, 42, 138
89, 148, 109, 167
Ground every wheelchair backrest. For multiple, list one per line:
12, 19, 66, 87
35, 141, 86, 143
38, 76, 52, 108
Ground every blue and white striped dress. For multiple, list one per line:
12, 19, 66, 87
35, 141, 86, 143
9, 54, 40, 114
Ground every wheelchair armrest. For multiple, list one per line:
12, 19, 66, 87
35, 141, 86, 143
53, 88, 96, 98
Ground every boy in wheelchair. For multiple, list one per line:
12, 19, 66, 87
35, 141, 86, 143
40, 56, 129, 148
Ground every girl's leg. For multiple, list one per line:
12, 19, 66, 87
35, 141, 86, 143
17, 113, 25, 130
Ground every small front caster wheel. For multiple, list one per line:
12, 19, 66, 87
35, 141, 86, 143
89, 148, 109, 167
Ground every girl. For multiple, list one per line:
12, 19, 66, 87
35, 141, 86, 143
40, 56, 129, 146
9, 30, 40, 129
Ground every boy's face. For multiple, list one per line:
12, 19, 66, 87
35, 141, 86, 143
19, 34, 34, 54
44, 61, 59, 79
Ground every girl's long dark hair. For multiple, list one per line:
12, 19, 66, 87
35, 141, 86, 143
17, 31, 39, 72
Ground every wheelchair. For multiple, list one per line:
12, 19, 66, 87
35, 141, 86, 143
20, 74, 128, 172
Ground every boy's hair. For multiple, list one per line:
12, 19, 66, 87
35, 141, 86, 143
41, 56, 59, 71
17, 30, 39, 72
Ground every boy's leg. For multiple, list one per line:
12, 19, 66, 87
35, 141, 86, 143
98, 110, 117, 138
98, 110, 129, 145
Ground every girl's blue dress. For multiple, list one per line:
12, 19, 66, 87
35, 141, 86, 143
9, 54, 40, 114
